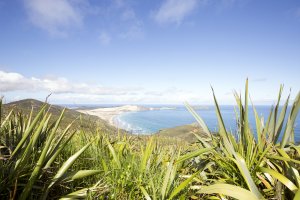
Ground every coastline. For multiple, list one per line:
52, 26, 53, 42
76, 105, 210, 134
77, 105, 146, 128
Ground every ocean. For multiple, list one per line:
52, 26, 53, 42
113, 105, 300, 141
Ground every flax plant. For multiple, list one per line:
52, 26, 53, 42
185, 79, 300, 199
0, 99, 100, 199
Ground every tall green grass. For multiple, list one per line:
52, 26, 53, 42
1, 80, 299, 199
0, 100, 101, 199
184, 79, 300, 199
0, 98, 193, 199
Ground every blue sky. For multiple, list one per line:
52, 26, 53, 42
0, 0, 299, 104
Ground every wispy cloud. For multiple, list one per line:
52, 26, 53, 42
116, 3, 144, 40
92, 1, 144, 41
98, 31, 111, 45
153, 0, 248, 25
114, 0, 125, 8
23, 0, 84, 36
121, 8, 136, 21
119, 23, 144, 40
153, 0, 199, 25
296, 7, 300, 19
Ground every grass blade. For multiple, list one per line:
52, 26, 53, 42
294, 189, 300, 200
184, 102, 211, 138
46, 141, 93, 193
105, 138, 121, 168
168, 172, 197, 199
175, 148, 212, 163
11, 104, 47, 158
140, 138, 153, 173
140, 186, 152, 200
234, 153, 263, 199
64, 170, 102, 181
274, 93, 290, 143
161, 158, 174, 199
281, 92, 300, 148
197, 183, 260, 200
259, 167, 298, 193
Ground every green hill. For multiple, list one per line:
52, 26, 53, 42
156, 123, 207, 142
2, 99, 203, 142
2, 99, 118, 134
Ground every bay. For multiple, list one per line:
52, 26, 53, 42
114, 105, 300, 141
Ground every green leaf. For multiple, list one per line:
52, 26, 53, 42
192, 132, 212, 148
234, 153, 263, 199
16, 112, 50, 174
48, 141, 93, 189
19, 113, 52, 200
197, 184, 261, 200
64, 170, 102, 181
281, 92, 300, 148
259, 167, 298, 193
294, 189, 300, 200
161, 158, 175, 199
184, 102, 211, 139
268, 85, 283, 143
44, 130, 76, 169
244, 78, 250, 144
20, 109, 66, 199
0, 109, 13, 129
252, 103, 262, 150
140, 186, 152, 200
11, 104, 47, 158
140, 138, 153, 173
59, 188, 90, 200
106, 138, 121, 168
169, 172, 198, 199
274, 93, 290, 143
176, 148, 212, 163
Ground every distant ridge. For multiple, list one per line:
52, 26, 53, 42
2, 98, 118, 133
5, 99, 62, 113
6, 98, 45, 107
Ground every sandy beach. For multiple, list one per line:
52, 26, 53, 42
77, 105, 148, 127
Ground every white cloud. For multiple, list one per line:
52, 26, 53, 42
0, 70, 207, 104
99, 32, 111, 45
24, 0, 84, 36
0, 71, 36, 91
0, 71, 24, 83
0, 70, 137, 95
153, 0, 199, 25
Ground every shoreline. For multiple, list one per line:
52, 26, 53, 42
77, 105, 146, 129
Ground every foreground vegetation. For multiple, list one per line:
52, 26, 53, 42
1, 80, 300, 199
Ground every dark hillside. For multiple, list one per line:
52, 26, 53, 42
2, 99, 117, 134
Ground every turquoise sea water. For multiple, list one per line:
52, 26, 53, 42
114, 105, 300, 141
